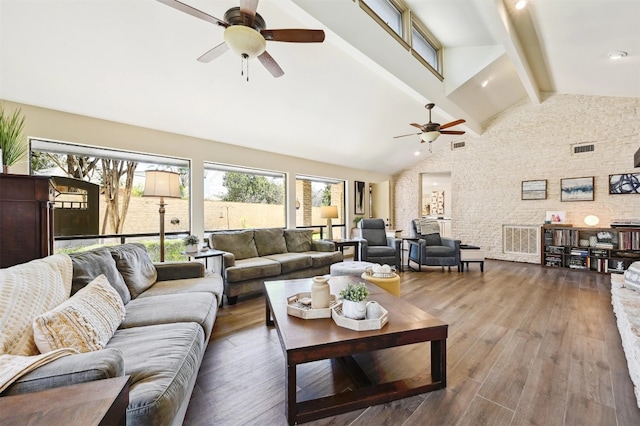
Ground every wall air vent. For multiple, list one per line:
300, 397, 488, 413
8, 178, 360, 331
503, 225, 539, 255
451, 141, 466, 150
572, 143, 595, 154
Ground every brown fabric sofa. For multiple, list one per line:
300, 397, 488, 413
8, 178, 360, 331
209, 228, 343, 304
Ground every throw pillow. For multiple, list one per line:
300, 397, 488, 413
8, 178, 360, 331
624, 261, 640, 292
70, 247, 131, 304
423, 233, 443, 246
33, 274, 125, 354
254, 228, 287, 256
284, 229, 313, 252
210, 230, 259, 260
109, 243, 157, 299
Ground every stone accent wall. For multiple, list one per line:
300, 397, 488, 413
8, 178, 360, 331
393, 93, 640, 263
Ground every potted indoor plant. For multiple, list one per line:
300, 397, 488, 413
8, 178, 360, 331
339, 282, 369, 319
183, 234, 200, 253
0, 105, 27, 174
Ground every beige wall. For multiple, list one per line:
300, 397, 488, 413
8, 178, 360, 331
2, 100, 389, 239
394, 93, 640, 263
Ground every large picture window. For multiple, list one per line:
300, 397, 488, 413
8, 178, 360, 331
30, 139, 190, 261
295, 175, 345, 239
204, 163, 286, 230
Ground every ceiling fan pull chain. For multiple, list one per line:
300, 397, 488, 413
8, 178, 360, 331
240, 53, 249, 82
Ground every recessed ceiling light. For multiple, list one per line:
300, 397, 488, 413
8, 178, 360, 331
609, 51, 628, 60
414, 151, 420, 156
515, 0, 528, 10
481, 80, 489, 88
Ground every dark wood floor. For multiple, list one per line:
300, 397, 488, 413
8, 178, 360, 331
184, 260, 640, 425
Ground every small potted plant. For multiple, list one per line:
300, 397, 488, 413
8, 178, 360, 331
0, 105, 27, 174
339, 282, 369, 319
183, 234, 200, 253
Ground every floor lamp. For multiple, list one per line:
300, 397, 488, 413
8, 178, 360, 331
321, 206, 339, 240
143, 170, 181, 262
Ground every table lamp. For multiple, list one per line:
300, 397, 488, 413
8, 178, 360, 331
321, 206, 339, 240
144, 170, 181, 262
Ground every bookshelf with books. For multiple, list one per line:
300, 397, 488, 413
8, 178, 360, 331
541, 225, 640, 274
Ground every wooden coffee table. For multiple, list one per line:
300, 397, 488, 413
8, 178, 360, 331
264, 276, 448, 425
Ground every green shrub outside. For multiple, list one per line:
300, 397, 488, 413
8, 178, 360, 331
55, 239, 189, 263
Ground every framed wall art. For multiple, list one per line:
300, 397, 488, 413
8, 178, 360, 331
354, 180, 365, 215
521, 179, 547, 200
609, 173, 640, 194
561, 177, 594, 202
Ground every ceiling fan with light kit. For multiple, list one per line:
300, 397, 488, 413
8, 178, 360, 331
394, 103, 465, 151
157, 0, 325, 79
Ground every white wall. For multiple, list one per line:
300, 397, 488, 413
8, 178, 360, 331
394, 93, 640, 263
3, 101, 390, 239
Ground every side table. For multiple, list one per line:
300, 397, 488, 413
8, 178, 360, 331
327, 239, 361, 261
398, 236, 419, 272
460, 244, 485, 272
183, 248, 225, 272
0, 376, 130, 425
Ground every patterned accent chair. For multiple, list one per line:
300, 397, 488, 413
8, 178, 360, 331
357, 218, 401, 268
407, 219, 461, 271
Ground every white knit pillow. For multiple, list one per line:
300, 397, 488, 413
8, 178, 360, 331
33, 274, 125, 353
624, 261, 640, 292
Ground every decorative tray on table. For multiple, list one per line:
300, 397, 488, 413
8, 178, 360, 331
286, 292, 338, 319
331, 301, 389, 331
364, 266, 397, 279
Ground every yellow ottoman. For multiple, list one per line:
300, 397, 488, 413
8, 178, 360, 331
361, 273, 401, 297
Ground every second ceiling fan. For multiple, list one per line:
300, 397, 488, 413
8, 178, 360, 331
394, 103, 465, 145
158, 0, 325, 79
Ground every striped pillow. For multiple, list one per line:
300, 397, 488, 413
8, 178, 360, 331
33, 274, 125, 353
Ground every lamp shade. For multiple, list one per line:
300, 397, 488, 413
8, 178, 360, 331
143, 170, 181, 198
421, 131, 440, 143
584, 215, 600, 226
224, 25, 266, 58
320, 206, 339, 219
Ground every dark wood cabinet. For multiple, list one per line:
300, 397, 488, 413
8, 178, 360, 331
0, 174, 54, 268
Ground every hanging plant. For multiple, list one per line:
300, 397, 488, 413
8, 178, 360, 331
0, 104, 27, 171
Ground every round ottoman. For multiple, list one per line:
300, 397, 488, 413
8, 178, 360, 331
361, 273, 401, 297
330, 261, 376, 277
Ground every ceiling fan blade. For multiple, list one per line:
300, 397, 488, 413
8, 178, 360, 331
410, 123, 427, 132
261, 29, 325, 43
439, 119, 465, 130
240, 0, 259, 27
258, 51, 284, 78
440, 130, 465, 135
393, 132, 421, 139
157, 0, 228, 27
197, 42, 229, 63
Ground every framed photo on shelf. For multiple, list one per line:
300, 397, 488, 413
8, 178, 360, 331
561, 177, 594, 202
521, 179, 547, 200
609, 173, 640, 194
354, 180, 365, 215
545, 210, 566, 224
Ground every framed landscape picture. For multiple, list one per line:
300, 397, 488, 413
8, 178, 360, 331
561, 177, 594, 202
609, 173, 640, 194
522, 179, 547, 200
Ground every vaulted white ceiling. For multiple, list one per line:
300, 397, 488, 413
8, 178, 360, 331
1, 0, 638, 174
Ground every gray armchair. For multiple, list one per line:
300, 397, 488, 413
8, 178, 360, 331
357, 218, 401, 268
407, 219, 461, 271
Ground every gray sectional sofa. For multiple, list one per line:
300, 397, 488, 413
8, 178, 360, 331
209, 228, 343, 304
1, 243, 223, 426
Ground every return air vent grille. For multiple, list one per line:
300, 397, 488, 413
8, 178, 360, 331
451, 141, 466, 150
572, 143, 595, 154
503, 225, 539, 255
